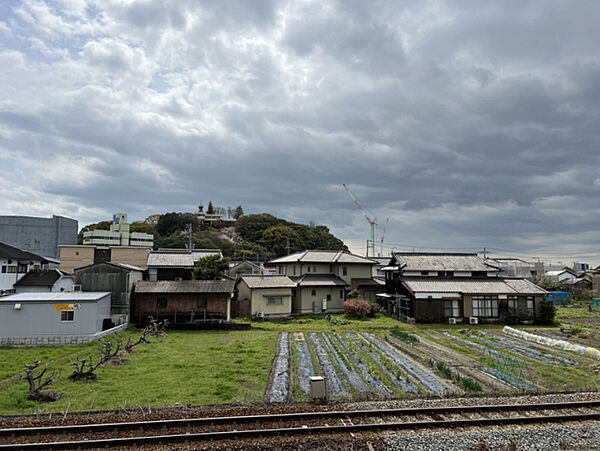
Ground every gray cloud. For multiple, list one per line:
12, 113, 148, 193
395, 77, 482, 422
0, 0, 599, 264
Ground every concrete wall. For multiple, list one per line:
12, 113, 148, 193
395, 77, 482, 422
0, 295, 111, 338
296, 286, 345, 313
60, 246, 95, 274
110, 247, 149, 269
0, 215, 77, 259
0, 323, 127, 346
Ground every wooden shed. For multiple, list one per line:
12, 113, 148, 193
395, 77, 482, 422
132, 280, 234, 324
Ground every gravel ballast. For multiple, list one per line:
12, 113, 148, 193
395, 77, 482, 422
385, 422, 600, 450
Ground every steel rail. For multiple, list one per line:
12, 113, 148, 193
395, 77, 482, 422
2, 399, 600, 438
2, 411, 600, 450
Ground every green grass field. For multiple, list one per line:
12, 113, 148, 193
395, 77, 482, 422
0, 315, 403, 415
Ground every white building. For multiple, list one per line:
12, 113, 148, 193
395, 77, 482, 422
83, 213, 154, 248
0, 292, 117, 346
0, 241, 46, 294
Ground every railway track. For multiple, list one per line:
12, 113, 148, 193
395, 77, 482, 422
2, 400, 600, 449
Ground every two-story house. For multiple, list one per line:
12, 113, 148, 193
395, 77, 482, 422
269, 250, 379, 314
380, 252, 547, 324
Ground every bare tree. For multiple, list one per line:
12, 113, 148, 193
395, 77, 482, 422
69, 355, 105, 381
21, 360, 62, 402
147, 316, 169, 337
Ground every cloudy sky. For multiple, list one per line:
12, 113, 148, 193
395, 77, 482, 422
1, 0, 599, 264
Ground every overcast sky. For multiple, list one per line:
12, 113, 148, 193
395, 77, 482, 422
0, 0, 599, 264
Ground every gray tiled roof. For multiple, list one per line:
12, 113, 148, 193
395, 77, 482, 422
239, 275, 296, 289
291, 274, 348, 287
393, 252, 497, 272
270, 250, 376, 265
148, 249, 222, 267
401, 277, 546, 295
135, 280, 234, 294
352, 277, 385, 286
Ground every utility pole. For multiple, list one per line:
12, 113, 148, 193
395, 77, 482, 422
186, 223, 193, 250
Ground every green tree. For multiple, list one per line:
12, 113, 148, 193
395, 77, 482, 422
260, 226, 303, 256
233, 205, 244, 219
207, 201, 215, 215
193, 255, 231, 280
156, 213, 198, 237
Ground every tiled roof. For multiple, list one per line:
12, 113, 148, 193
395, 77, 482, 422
401, 277, 546, 295
392, 252, 497, 272
239, 275, 296, 289
352, 277, 385, 287
134, 280, 234, 294
0, 292, 110, 302
291, 274, 348, 287
147, 249, 222, 267
270, 250, 376, 265
13, 269, 63, 287
0, 241, 45, 261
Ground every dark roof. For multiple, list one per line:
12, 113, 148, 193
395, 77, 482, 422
352, 277, 385, 287
291, 274, 348, 287
13, 269, 65, 287
0, 241, 45, 261
135, 280, 235, 294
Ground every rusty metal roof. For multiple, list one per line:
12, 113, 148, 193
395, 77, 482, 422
134, 280, 234, 294
238, 275, 296, 289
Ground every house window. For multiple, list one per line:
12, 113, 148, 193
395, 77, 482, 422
60, 310, 74, 321
444, 300, 460, 317
197, 296, 207, 308
311, 290, 316, 296
342, 267, 347, 276
472, 296, 498, 317
307, 266, 311, 272
421, 271, 428, 275
157, 297, 167, 308
526, 296, 534, 315
267, 296, 283, 305
329, 264, 333, 272
340, 290, 344, 299
313, 265, 316, 272
293, 266, 296, 275
507, 296, 518, 311
17, 264, 27, 273
5, 266, 17, 273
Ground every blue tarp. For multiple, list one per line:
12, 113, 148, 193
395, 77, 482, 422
547, 291, 571, 305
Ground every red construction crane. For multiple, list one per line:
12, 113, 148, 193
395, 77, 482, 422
342, 183, 377, 257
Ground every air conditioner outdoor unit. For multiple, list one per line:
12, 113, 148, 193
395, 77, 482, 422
469, 317, 478, 325
448, 318, 457, 325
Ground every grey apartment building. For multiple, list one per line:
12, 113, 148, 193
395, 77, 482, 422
0, 215, 78, 259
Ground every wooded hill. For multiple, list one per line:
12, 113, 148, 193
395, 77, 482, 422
78, 211, 347, 261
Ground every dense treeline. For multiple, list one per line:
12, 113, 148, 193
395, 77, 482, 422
78, 208, 346, 261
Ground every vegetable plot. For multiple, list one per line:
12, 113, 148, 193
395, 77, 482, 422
269, 332, 449, 401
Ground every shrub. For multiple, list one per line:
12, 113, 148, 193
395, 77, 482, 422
346, 289, 361, 300
390, 327, 419, 344
538, 300, 557, 325
343, 299, 371, 318
367, 301, 382, 317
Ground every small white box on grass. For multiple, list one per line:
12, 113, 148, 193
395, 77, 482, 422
309, 376, 327, 400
